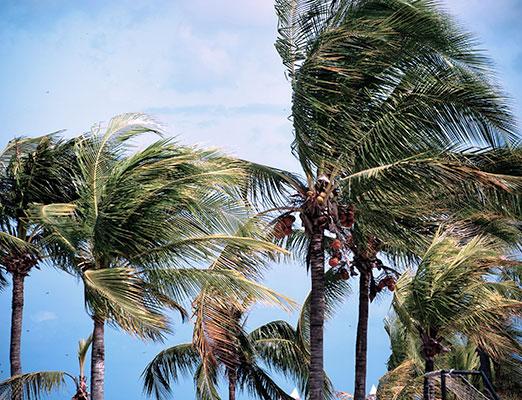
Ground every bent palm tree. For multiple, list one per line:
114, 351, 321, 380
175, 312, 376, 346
144, 313, 305, 400
274, 1, 520, 398
0, 134, 78, 388
143, 213, 348, 400
0, 335, 92, 400
392, 230, 522, 400
144, 270, 346, 400
33, 114, 291, 400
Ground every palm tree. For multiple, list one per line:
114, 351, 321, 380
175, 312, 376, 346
0, 335, 92, 400
377, 319, 488, 399
143, 211, 347, 400
144, 309, 306, 400
33, 114, 292, 400
273, 1, 520, 398
144, 269, 347, 400
0, 134, 78, 385
391, 229, 522, 400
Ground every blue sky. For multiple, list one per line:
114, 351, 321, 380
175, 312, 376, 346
0, 1, 521, 399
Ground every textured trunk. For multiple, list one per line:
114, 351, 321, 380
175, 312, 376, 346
309, 230, 325, 400
477, 347, 495, 397
228, 369, 236, 400
90, 316, 105, 400
423, 358, 435, 400
353, 268, 370, 400
10, 273, 24, 377
10, 273, 24, 400
477, 347, 493, 385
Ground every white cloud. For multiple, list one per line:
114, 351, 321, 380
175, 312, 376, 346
0, 0, 292, 167
32, 311, 58, 323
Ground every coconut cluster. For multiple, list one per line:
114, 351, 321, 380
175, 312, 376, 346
327, 239, 358, 281
273, 214, 296, 239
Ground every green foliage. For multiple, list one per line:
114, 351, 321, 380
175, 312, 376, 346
379, 229, 522, 398
0, 372, 69, 400
30, 113, 291, 341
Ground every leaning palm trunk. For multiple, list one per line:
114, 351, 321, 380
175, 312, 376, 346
309, 230, 325, 400
90, 316, 105, 400
353, 268, 370, 400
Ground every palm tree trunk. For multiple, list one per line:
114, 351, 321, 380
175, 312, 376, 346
423, 358, 435, 400
90, 316, 105, 400
227, 369, 236, 400
353, 267, 370, 400
10, 272, 25, 377
309, 230, 325, 400
477, 347, 493, 385
477, 347, 495, 397
10, 273, 25, 400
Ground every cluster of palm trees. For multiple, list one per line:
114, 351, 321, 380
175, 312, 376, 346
378, 230, 521, 400
1, 1, 521, 400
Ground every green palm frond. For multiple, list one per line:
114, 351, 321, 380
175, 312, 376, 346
236, 159, 307, 210
0, 372, 72, 400
237, 363, 295, 400
250, 320, 308, 376
146, 268, 295, 312
278, 0, 516, 174
0, 232, 39, 255
194, 362, 221, 400
83, 268, 168, 339
143, 343, 200, 400
77, 335, 92, 379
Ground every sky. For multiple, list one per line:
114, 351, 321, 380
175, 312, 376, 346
0, 1, 521, 399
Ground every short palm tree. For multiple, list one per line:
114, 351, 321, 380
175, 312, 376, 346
0, 335, 92, 400
144, 306, 305, 400
392, 229, 522, 400
273, 1, 521, 398
33, 114, 292, 400
0, 134, 78, 382
377, 317, 488, 399
143, 214, 348, 400
144, 269, 347, 400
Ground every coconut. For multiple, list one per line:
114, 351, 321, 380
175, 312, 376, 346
328, 257, 340, 267
331, 239, 342, 250
282, 215, 296, 226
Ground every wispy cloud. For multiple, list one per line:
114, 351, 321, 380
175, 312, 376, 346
0, 0, 293, 170
32, 311, 58, 323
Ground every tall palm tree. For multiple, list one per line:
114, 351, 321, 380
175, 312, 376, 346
0, 134, 78, 386
273, 1, 520, 398
391, 230, 522, 400
33, 114, 292, 400
248, 148, 521, 400
0, 334, 92, 400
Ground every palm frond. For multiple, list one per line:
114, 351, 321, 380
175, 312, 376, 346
0, 371, 72, 400
78, 335, 93, 378
83, 268, 168, 339
237, 363, 295, 400
142, 343, 200, 400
